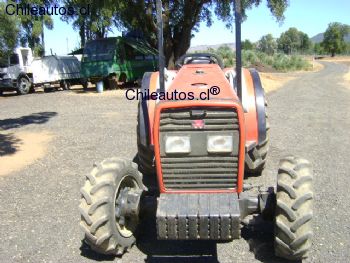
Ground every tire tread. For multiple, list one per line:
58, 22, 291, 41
274, 156, 313, 261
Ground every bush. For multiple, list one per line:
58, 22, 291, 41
202, 46, 312, 72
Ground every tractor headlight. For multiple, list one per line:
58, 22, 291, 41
165, 135, 191, 154
207, 135, 233, 153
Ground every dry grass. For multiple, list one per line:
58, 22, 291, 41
301, 56, 325, 72
0, 131, 54, 176
319, 56, 350, 68
259, 57, 327, 93
260, 73, 296, 93
310, 61, 325, 72
320, 56, 350, 62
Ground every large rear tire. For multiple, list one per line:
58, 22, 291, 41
245, 97, 269, 175
136, 105, 155, 176
79, 158, 143, 255
274, 156, 313, 261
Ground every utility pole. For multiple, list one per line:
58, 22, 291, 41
234, 0, 242, 101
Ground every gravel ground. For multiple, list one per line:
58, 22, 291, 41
0, 61, 349, 263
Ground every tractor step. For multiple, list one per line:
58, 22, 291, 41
156, 193, 240, 240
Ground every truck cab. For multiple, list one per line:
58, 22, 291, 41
0, 48, 33, 94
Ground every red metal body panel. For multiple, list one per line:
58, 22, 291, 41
153, 100, 246, 194
167, 64, 239, 100
242, 68, 258, 144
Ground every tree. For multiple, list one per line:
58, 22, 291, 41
0, 2, 20, 59
277, 27, 311, 54
19, 0, 54, 56
277, 27, 300, 54
346, 43, 350, 55
13, 0, 54, 56
314, 43, 325, 55
61, 0, 118, 47
242, 39, 254, 50
114, 0, 289, 68
212, 45, 234, 67
299, 32, 312, 53
322, 22, 350, 57
257, 34, 277, 55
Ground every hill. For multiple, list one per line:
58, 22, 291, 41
189, 42, 235, 52
311, 33, 350, 43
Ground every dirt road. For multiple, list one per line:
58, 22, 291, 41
0, 61, 349, 262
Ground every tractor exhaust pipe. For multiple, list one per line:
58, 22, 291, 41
234, 0, 242, 101
156, 0, 165, 93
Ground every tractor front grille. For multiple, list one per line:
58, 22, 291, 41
159, 107, 239, 190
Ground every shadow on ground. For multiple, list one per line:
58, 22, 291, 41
241, 216, 298, 263
0, 133, 21, 156
0, 112, 57, 131
79, 241, 115, 262
0, 90, 50, 97
70, 87, 97, 94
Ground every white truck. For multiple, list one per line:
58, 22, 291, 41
0, 48, 82, 95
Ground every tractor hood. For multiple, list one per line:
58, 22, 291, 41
166, 64, 238, 101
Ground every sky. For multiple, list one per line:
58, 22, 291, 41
44, 0, 350, 55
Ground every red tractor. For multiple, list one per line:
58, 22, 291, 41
79, 0, 313, 261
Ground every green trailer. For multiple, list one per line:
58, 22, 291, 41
81, 37, 158, 88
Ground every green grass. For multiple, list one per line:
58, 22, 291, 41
201, 46, 312, 72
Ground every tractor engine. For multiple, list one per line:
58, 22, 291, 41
158, 107, 239, 191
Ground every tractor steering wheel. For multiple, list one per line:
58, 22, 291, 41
175, 53, 224, 69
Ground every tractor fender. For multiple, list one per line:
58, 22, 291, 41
137, 72, 158, 147
242, 68, 259, 145
138, 72, 152, 147
241, 68, 267, 145
249, 69, 267, 144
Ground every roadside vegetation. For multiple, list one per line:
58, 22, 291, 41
202, 23, 350, 72
206, 45, 312, 72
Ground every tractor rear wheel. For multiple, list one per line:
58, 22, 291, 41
137, 142, 155, 176
79, 158, 143, 255
136, 110, 155, 175
274, 156, 313, 261
136, 101, 156, 175
245, 98, 269, 175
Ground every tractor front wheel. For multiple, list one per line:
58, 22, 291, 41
79, 158, 143, 255
274, 156, 313, 261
